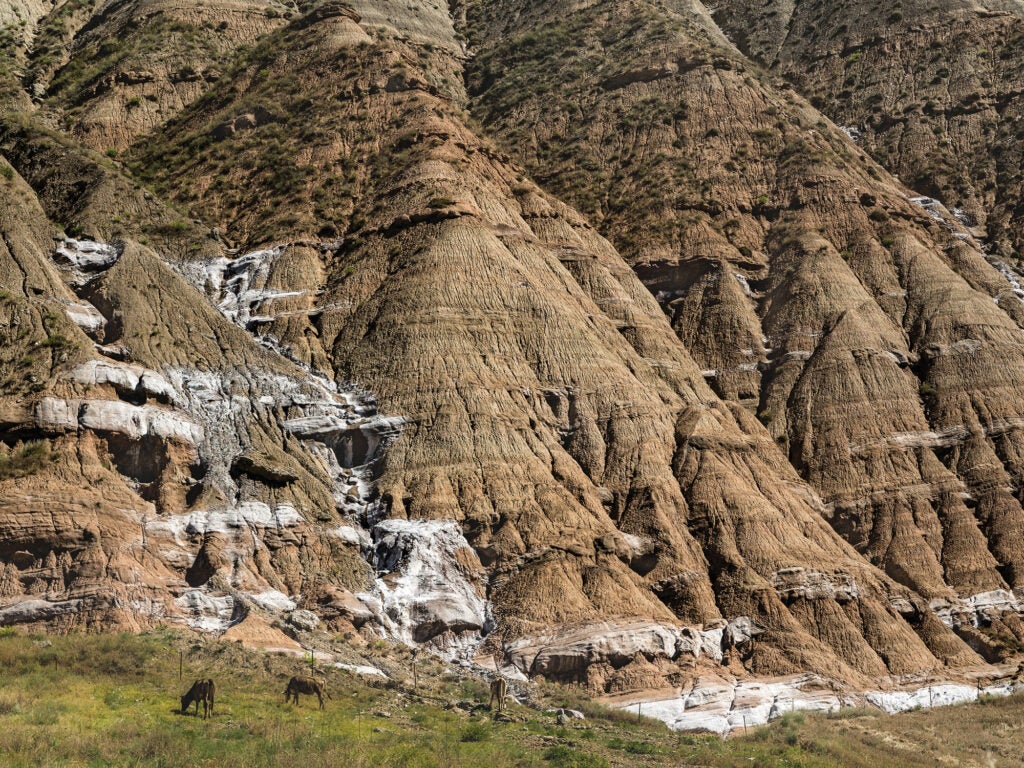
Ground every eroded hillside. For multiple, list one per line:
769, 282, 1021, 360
465, 0, 1024, 657
0, 0, 1023, 730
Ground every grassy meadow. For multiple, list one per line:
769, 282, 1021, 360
0, 628, 1022, 767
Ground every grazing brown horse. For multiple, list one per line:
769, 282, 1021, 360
489, 676, 508, 713
181, 678, 215, 719
284, 675, 328, 709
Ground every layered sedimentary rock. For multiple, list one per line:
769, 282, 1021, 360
712, 0, 1024, 260
0, 148, 398, 635
1, 0, 1023, 700
464, 0, 1024, 662
120, 0, 983, 683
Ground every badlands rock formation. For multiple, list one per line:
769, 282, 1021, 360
466, 0, 1024, 657
1, 0, 1023, 723
713, 0, 1024, 259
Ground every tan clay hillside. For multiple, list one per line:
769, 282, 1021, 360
120, 0, 984, 683
712, 0, 1024, 260
464, 0, 1024, 654
0, 0, 1022, 735
0, 147, 382, 632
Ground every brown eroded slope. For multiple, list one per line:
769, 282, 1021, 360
464, 0, 1024, 656
712, 0, 1024, 260
28, 0, 290, 153
0, 122, 382, 633
112, 1, 985, 684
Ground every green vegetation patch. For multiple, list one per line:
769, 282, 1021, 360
2, 631, 1023, 767
0, 440, 51, 480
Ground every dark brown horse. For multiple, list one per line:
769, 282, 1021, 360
284, 675, 328, 710
181, 678, 215, 719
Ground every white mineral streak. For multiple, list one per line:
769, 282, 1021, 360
839, 125, 862, 142
371, 519, 490, 656
849, 418, 1024, 456
505, 618, 760, 675
198, 246, 307, 327
174, 590, 238, 632
734, 273, 753, 296
930, 589, 1023, 628
72, 360, 182, 405
334, 662, 387, 678
908, 195, 948, 222
0, 598, 84, 624
65, 302, 106, 334
990, 259, 1024, 303
34, 395, 203, 444
771, 567, 860, 602
906, 195, 982, 245
54, 238, 120, 270
207, 257, 399, 506
52, 238, 121, 287
184, 248, 293, 318
615, 675, 1024, 734
147, 503, 303, 545
951, 207, 973, 226
328, 524, 368, 546
507, 621, 681, 677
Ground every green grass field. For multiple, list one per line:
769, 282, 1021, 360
0, 629, 1022, 767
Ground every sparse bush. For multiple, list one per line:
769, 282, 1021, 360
543, 745, 609, 767
0, 440, 50, 480
40, 333, 71, 350
460, 720, 491, 742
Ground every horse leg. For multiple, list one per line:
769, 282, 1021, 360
317, 690, 324, 710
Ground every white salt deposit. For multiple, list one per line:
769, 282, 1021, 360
65, 302, 106, 334
54, 238, 120, 271
174, 590, 237, 632
248, 590, 298, 612
148, 502, 302, 544
33, 396, 203, 444
372, 519, 489, 655
839, 125, 862, 143
335, 662, 387, 678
